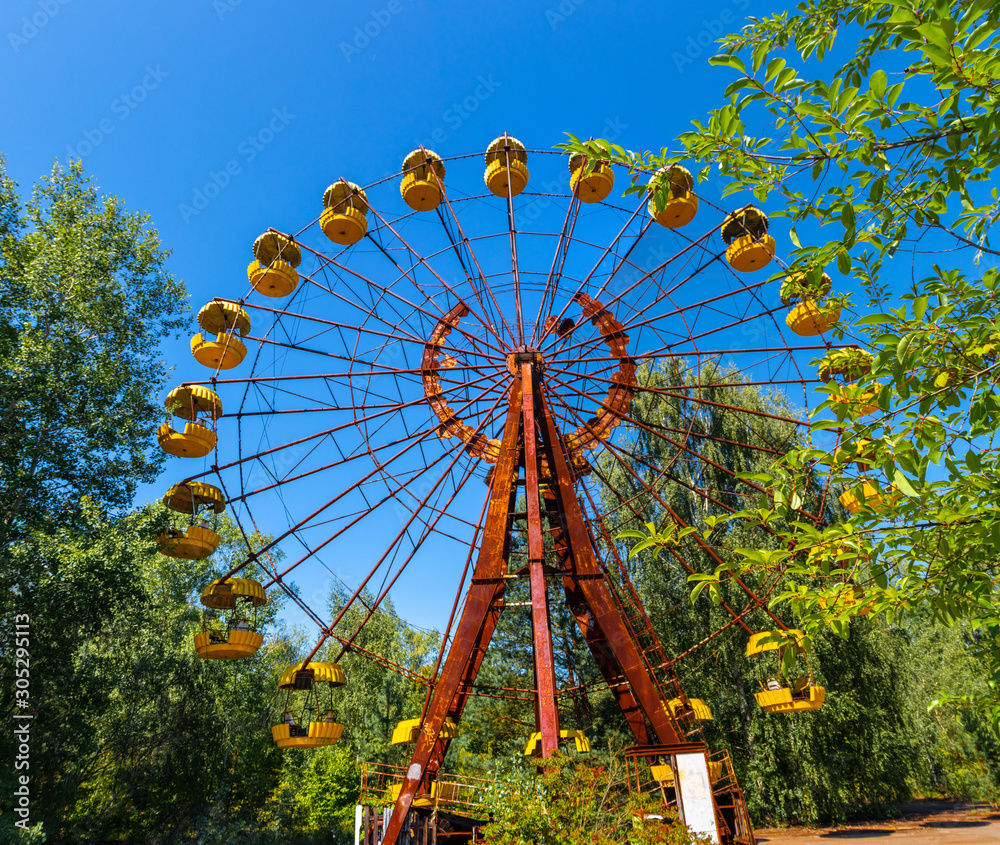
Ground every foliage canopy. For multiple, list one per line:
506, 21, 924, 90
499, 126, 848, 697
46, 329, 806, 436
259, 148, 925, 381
562, 0, 1000, 722
0, 158, 185, 546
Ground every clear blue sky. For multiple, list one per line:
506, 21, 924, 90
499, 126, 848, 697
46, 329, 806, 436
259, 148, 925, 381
3, 0, 810, 635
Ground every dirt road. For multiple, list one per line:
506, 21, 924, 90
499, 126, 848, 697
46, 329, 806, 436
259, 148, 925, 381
755, 801, 1000, 845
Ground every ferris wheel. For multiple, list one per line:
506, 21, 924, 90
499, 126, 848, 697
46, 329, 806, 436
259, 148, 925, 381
153, 134, 867, 845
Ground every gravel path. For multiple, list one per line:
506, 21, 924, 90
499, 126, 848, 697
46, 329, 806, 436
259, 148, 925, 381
754, 801, 1000, 845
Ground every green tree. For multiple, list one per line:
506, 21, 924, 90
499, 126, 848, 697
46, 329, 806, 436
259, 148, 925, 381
561, 0, 1000, 723
0, 157, 186, 546
261, 744, 360, 843
0, 157, 195, 841
323, 588, 440, 764
1, 504, 295, 844
600, 364, 918, 823
902, 609, 1000, 801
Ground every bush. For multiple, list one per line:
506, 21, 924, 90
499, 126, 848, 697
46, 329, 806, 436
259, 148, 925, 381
481, 753, 714, 845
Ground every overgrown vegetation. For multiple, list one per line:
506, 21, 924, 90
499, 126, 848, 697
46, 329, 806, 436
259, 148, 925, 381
481, 753, 714, 845
7, 4, 1000, 832
561, 0, 1000, 727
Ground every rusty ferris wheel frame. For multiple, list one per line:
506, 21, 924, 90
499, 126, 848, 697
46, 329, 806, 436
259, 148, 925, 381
179, 144, 840, 844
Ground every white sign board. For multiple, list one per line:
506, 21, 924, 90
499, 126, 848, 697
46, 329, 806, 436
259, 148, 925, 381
675, 752, 720, 844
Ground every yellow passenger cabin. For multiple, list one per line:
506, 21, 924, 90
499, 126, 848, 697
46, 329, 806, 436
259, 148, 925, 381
247, 231, 302, 297
321, 180, 369, 245
157, 385, 223, 459
191, 301, 251, 370
157, 481, 225, 560
194, 577, 267, 660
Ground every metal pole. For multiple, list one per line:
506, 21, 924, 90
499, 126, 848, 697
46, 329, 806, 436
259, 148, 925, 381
521, 358, 560, 757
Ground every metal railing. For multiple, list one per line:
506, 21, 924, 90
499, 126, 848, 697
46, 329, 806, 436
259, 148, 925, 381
360, 762, 492, 816
622, 746, 756, 845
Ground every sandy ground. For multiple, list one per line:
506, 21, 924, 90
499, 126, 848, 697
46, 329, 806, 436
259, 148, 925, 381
755, 800, 1000, 845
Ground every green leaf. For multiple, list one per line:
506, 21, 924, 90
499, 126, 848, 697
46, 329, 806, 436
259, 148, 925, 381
855, 312, 895, 327
870, 69, 887, 98
916, 22, 952, 50
751, 41, 770, 73
897, 332, 915, 362
691, 580, 713, 603
765, 57, 787, 84
967, 20, 998, 50
842, 203, 856, 236
891, 470, 918, 498
709, 54, 747, 73
775, 67, 798, 92
869, 177, 885, 203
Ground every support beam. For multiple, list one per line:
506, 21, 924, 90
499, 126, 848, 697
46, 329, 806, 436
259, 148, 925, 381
522, 360, 560, 758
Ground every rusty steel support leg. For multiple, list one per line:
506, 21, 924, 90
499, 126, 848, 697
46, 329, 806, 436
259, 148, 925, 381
535, 381, 682, 746
381, 381, 524, 845
426, 598, 505, 773
522, 360, 560, 758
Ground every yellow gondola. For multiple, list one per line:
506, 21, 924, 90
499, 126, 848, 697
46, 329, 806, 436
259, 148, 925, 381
746, 629, 825, 714
194, 578, 267, 660
720, 207, 775, 272
157, 385, 223, 459
523, 729, 590, 756
804, 544, 876, 615
780, 270, 840, 336
667, 697, 713, 721
321, 180, 369, 245
569, 152, 614, 203
157, 481, 225, 560
391, 717, 459, 745
817, 348, 874, 383
484, 134, 529, 198
829, 384, 879, 417
163, 480, 226, 513
829, 438, 880, 472
384, 780, 463, 809
191, 301, 252, 370
647, 166, 698, 228
815, 346, 879, 418
839, 481, 897, 514
786, 300, 842, 336
247, 231, 302, 297
401, 149, 445, 211
817, 584, 875, 616
805, 539, 872, 573
754, 679, 826, 714
650, 760, 724, 785
272, 719, 344, 750
272, 661, 347, 749
780, 270, 832, 305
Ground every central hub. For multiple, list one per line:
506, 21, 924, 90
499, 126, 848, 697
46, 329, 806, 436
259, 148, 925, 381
507, 347, 544, 375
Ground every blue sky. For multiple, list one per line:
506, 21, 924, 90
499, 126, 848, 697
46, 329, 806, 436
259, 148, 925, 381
2, 0, 823, 636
